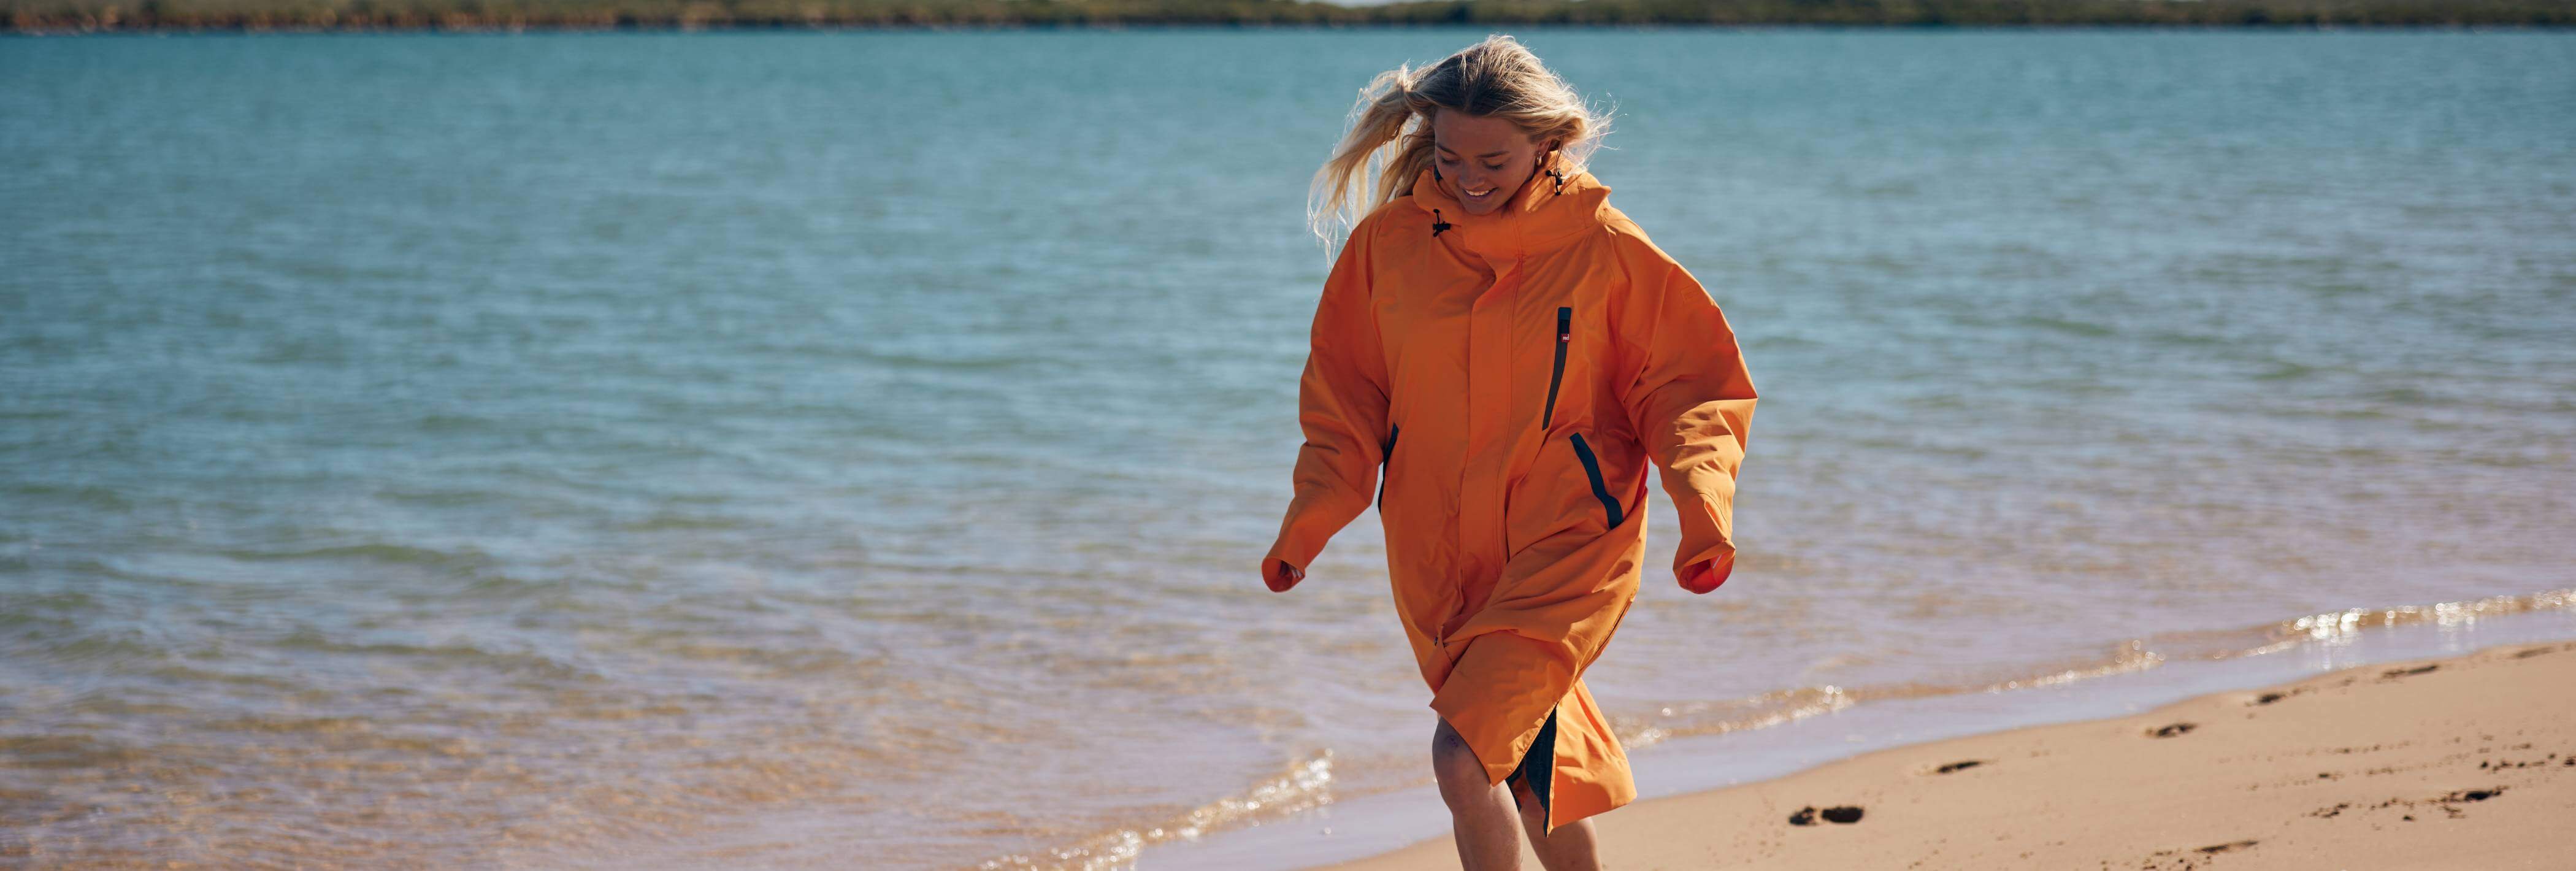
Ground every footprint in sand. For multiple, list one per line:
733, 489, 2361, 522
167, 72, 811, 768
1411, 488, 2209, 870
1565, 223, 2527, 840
1787, 805, 1865, 826
2196, 840, 2258, 854
2149, 722, 2197, 738
2380, 664, 2438, 679
1931, 759, 1985, 774
2249, 691, 2288, 706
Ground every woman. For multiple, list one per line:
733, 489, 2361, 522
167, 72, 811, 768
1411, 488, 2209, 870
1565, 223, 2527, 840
1259, 35, 1757, 870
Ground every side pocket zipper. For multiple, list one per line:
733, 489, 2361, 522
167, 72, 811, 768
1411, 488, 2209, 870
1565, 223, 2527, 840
1568, 432, 1623, 528
1541, 306, 1571, 429
1376, 424, 1400, 510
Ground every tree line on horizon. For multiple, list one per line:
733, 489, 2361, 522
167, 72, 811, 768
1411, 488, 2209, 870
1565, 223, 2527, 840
7, 0, 2570, 32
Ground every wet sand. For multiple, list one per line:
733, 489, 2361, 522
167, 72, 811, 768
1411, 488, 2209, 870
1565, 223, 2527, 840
1318, 639, 2576, 870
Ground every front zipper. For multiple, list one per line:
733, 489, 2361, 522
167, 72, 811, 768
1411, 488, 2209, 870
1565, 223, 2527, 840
1541, 306, 1571, 429
1375, 424, 1400, 510
1568, 432, 1622, 528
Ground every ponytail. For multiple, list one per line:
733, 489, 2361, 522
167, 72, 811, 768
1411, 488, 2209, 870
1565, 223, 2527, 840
1307, 65, 1438, 247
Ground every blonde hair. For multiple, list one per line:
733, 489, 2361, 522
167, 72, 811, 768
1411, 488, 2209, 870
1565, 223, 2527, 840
1308, 34, 1611, 246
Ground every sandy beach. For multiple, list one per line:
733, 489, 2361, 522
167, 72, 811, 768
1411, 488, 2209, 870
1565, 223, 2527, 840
1321, 639, 2576, 870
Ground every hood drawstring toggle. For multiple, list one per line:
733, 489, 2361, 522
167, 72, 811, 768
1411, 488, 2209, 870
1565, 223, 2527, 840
1430, 209, 1451, 237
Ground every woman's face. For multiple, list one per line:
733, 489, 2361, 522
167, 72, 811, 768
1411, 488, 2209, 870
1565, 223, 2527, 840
1430, 109, 1555, 217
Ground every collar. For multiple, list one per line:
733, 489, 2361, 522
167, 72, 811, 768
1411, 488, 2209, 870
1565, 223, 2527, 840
1406, 150, 1611, 263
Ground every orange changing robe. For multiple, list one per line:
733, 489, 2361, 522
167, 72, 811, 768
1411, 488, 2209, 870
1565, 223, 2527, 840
1262, 159, 1758, 835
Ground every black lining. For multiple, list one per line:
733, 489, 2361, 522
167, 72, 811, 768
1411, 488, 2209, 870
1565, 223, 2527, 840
1506, 706, 1559, 830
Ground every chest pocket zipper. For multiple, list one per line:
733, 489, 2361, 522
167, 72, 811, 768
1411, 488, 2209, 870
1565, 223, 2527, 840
1568, 432, 1623, 528
1542, 306, 1571, 429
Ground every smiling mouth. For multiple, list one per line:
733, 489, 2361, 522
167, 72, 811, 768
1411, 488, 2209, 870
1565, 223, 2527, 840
1464, 187, 1494, 197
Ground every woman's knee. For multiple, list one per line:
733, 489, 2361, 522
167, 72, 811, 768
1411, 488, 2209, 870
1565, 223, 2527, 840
1428, 719, 1492, 793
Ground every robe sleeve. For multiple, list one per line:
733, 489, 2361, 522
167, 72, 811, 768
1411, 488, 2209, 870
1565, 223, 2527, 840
1622, 260, 1757, 594
1260, 220, 1392, 593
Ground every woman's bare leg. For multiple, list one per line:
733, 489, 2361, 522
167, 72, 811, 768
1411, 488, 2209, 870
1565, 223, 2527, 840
1507, 777, 1602, 871
1431, 717, 1522, 871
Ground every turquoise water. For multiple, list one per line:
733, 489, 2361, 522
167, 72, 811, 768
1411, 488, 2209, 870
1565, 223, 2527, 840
4, 29, 2574, 870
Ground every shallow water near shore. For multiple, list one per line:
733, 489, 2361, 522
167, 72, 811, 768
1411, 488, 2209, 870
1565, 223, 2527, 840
5, 28, 2575, 871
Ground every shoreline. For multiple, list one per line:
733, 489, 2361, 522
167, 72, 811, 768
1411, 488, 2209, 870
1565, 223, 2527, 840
1137, 597, 2576, 870
1310, 637, 2576, 870
10, 8, 2576, 35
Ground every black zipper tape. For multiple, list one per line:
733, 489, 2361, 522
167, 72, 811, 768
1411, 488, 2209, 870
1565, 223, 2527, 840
1568, 432, 1622, 528
1542, 306, 1571, 429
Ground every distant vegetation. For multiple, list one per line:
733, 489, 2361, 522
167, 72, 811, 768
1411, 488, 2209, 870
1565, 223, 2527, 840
7, 0, 2571, 32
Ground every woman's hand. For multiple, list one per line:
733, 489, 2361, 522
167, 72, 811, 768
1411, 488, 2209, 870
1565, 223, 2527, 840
1263, 558, 1306, 593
